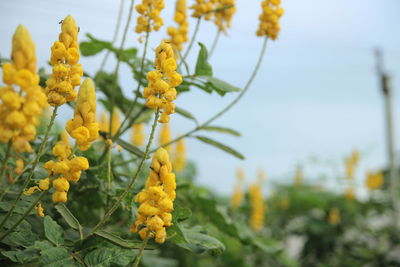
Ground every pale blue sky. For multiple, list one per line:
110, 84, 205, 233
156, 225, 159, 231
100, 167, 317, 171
1, 0, 400, 196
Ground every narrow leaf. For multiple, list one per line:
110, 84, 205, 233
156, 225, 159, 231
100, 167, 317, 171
195, 136, 245, 159
200, 76, 241, 93
195, 43, 213, 76
55, 204, 83, 236
202, 126, 241, 137
114, 137, 146, 158
94, 230, 155, 249
175, 107, 197, 123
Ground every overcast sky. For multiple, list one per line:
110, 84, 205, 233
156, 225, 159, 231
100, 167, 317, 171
1, 0, 400, 197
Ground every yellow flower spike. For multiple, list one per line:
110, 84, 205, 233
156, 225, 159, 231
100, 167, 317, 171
145, 41, 181, 123
131, 147, 176, 244
135, 0, 165, 34
99, 112, 109, 134
111, 109, 120, 136
12, 25, 37, 74
249, 180, 265, 232
66, 78, 99, 151
294, 166, 303, 185
191, 0, 215, 20
46, 15, 81, 106
231, 168, 245, 209
328, 207, 340, 225
366, 171, 384, 191
345, 187, 355, 201
131, 123, 145, 147
213, 0, 236, 33
172, 138, 186, 172
35, 202, 45, 217
159, 123, 171, 152
167, 0, 189, 52
256, 0, 284, 40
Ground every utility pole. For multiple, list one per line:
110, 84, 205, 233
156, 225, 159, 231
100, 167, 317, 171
375, 48, 398, 225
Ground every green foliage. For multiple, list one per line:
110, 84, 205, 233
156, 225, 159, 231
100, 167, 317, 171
195, 136, 245, 160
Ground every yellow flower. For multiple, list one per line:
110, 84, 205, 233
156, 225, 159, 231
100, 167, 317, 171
249, 180, 265, 232
65, 78, 99, 151
158, 123, 171, 152
131, 123, 145, 147
365, 171, 384, 191
46, 15, 81, 106
191, 0, 215, 20
167, 0, 189, 52
172, 138, 186, 171
256, 0, 284, 40
35, 203, 45, 217
52, 191, 67, 203
131, 148, 176, 244
53, 177, 70, 192
345, 149, 359, 179
15, 159, 24, 175
135, 0, 165, 34
38, 178, 51, 191
294, 166, 303, 185
345, 187, 355, 201
144, 41, 182, 123
231, 168, 245, 209
213, 0, 236, 32
328, 207, 340, 225
23, 186, 40, 196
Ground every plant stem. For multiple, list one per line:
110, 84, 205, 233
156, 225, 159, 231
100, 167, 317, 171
115, 29, 151, 140
179, 18, 201, 68
0, 106, 58, 231
0, 158, 35, 202
106, 147, 113, 210
86, 109, 160, 238
117, 105, 147, 138
109, 0, 135, 136
151, 37, 269, 152
0, 187, 46, 241
0, 141, 12, 187
99, 0, 125, 72
208, 30, 221, 59
133, 234, 149, 267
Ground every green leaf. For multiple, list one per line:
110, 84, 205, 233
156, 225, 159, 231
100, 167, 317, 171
84, 247, 136, 267
43, 216, 64, 246
177, 226, 225, 254
200, 76, 241, 93
34, 240, 54, 250
55, 204, 82, 232
194, 136, 245, 160
202, 126, 241, 137
9, 228, 39, 248
80, 34, 112, 56
166, 205, 191, 244
2, 248, 39, 264
116, 47, 138, 62
114, 137, 146, 158
195, 43, 213, 76
175, 107, 197, 123
94, 230, 155, 249
39, 247, 76, 266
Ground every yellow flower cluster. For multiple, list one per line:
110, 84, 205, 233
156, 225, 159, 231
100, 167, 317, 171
99, 110, 120, 137
328, 207, 340, 225
158, 123, 171, 152
213, 0, 236, 32
191, 0, 215, 20
173, 139, 186, 171
66, 78, 99, 151
144, 41, 182, 123
43, 135, 89, 203
365, 171, 384, 191
294, 166, 303, 185
0, 25, 47, 153
256, 0, 284, 40
231, 168, 245, 209
167, 0, 189, 51
130, 148, 176, 244
135, 0, 165, 33
131, 123, 145, 147
345, 150, 359, 179
46, 15, 82, 106
249, 179, 265, 232
345, 187, 355, 201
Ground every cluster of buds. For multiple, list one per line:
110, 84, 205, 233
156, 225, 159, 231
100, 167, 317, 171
365, 171, 384, 191
172, 139, 186, 172
249, 170, 265, 232
191, 0, 215, 20
256, 0, 284, 40
213, 0, 236, 32
45, 15, 82, 106
158, 123, 171, 152
66, 78, 99, 151
99, 109, 120, 137
131, 148, 176, 244
131, 123, 145, 147
144, 41, 182, 123
43, 133, 89, 203
0, 25, 47, 153
167, 0, 189, 52
135, 0, 165, 34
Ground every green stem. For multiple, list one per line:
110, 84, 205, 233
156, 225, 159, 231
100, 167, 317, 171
0, 105, 58, 231
133, 234, 149, 267
0, 189, 46, 241
179, 18, 201, 68
117, 105, 147, 138
0, 158, 35, 202
106, 147, 113, 210
115, 29, 151, 140
0, 141, 12, 187
99, 0, 125, 72
152, 37, 269, 152
109, 0, 135, 136
208, 29, 221, 59
177, 49, 190, 76
86, 109, 160, 238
